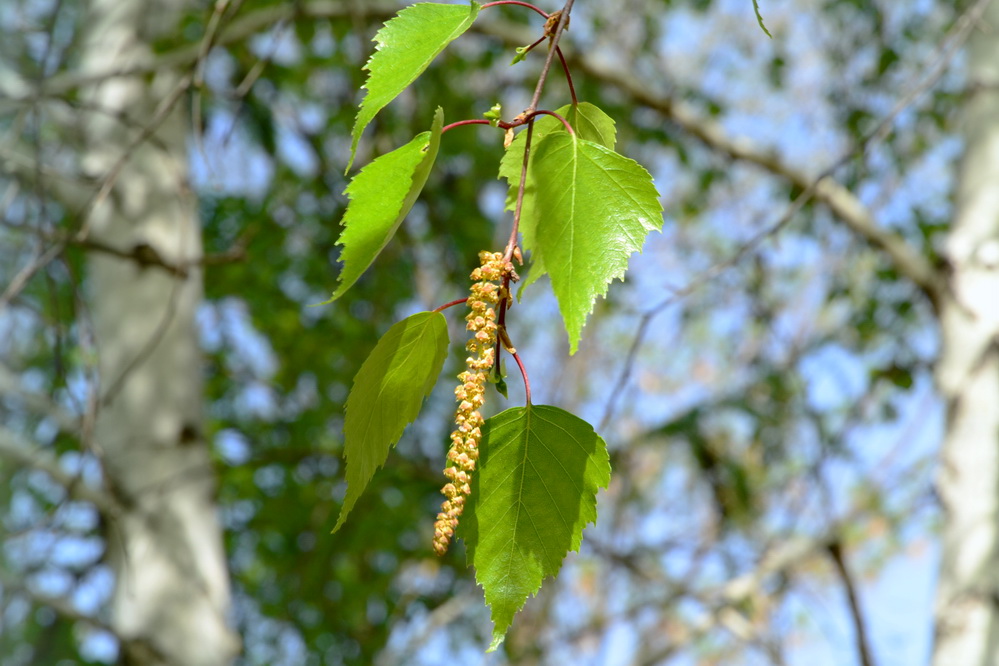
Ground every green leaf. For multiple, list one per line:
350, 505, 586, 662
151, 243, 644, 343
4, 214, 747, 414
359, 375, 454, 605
462, 405, 610, 651
324, 108, 444, 303
348, 2, 479, 171
531, 133, 662, 353
497, 103, 617, 291
333, 311, 449, 532
753, 0, 773, 38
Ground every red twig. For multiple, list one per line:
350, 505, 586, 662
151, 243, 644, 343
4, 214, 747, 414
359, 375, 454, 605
525, 0, 574, 114
442, 119, 492, 134
481, 1, 548, 18
555, 47, 577, 106
504, 119, 535, 263
529, 109, 574, 135
511, 350, 532, 404
433, 297, 468, 312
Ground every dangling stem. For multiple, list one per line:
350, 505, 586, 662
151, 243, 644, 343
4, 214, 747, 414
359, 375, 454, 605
511, 351, 532, 404
442, 119, 492, 134
556, 47, 578, 106
434, 297, 468, 312
481, 0, 549, 18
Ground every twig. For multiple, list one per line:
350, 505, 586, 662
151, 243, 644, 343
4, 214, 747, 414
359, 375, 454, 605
442, 119, 492, 134
556, 47, 577, 105
433, 297, 468, 312
827, 540, 877, 666
512, 350, 532, 404
525, 0, 574, 115
481, 0, 548, 18
0, 426, 116, 515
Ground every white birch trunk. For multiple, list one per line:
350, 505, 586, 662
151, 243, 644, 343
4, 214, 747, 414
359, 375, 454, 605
933, 4, 999, 664
80, 0, 239, 663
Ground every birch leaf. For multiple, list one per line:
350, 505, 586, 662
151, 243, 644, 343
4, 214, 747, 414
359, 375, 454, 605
498, 103, 617, 290
348, 2, 479, 171
531, 133, 662, 353
324, 108, 443, 303
333, 312, 449, 532
462, 405, 609, 651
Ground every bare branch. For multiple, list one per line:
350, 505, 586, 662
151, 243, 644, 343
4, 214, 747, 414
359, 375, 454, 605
827, 540, 877, 666
0, 425, 116, 514
0, 363, 80, 432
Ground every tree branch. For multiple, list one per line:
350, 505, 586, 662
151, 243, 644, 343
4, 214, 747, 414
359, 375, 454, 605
472, 20, 946, 309
0, 363, 80, 433
827, 540, 877, 666
0, 426, 116, 515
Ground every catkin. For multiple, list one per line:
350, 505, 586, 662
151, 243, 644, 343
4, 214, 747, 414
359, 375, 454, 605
433, 251, 513, 556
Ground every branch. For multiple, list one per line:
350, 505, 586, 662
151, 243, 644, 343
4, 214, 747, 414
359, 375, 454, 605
0, 425, 117, 515
0, 142, 93, 212
472, 20, 946, 309
827, 540, 877, 666
0, 363, 80, 433
0, 569, 116, 635
9, 1, 401, 101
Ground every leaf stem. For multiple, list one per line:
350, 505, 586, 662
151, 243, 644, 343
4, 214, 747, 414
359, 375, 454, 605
511, 350, 532, 404
433, 297, 469, 312
529, 109, 574, 135
555, 47, 577, 106
481, 1, 549, 18
442, 118, 493, 134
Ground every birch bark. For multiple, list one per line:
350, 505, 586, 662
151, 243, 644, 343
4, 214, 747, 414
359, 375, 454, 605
933, 3, 999, 664
79, 0, 239, 663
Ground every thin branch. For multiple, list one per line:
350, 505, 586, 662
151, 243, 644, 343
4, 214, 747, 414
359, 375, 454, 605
442, 119, 493, 134
0, 426, 116, 514
0, 570, 116, 635
525, 1, 574, 115
504, 119, 534, 263
529, 109, 573, 134
0, 363, 80, 433
75, 73, 193, 241
569, 55, 944, 307
481, 0, 548, 18
434, 297, 468, 312
511, 350, 532, 404
827, 540, 877, 666
555, 46, 577, 106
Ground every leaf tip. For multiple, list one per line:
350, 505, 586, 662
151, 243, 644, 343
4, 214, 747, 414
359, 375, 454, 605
487, 632, 506, 653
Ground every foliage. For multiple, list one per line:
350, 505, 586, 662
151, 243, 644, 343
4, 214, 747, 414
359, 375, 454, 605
328, 1, 662, 646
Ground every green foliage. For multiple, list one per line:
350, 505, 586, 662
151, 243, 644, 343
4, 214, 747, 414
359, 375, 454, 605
333, 311, 449, 532
348, 2, 480, 170
327, 1, 664, 645
461, 405, 610, 650
530, 132, 663, 353
325, 108, 444, 303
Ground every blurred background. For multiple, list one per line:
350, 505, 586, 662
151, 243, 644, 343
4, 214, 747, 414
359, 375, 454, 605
0, 0, 983, 663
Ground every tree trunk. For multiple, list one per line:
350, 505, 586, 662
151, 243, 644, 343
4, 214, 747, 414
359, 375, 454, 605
933, 4, 999, 664
80, 0, 239, 663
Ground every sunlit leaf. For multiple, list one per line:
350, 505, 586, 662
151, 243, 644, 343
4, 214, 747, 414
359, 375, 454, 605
324, 108, 443, 303
333, 311, 449, 532
348, 2, 479, 170
497, 103, 617, 292
531, 132, 662, 353
462, 405, 610, 650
